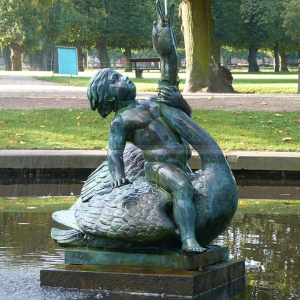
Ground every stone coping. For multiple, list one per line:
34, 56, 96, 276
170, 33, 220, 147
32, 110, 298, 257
0, 149, 300, 171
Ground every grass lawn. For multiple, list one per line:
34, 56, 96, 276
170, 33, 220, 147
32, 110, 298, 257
0, 196, 76, 212
1, 197, 300, 214
35, 71, 300, 94
0, 108, 299, 152
237, 199, 300, 215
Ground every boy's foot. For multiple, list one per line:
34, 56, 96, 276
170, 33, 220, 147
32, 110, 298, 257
182, 237, 208, 254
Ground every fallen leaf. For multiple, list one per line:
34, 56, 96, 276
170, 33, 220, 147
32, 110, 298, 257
282, 137, 292, 142
249, 116, 253, 119
216, 106, 223, 108
260, 102, 268, 105
35, 112, 39, 115
8, 140, 14, 144
209, 96, 215, 99
82, 116, 87, 119
40, 126, 46, 128
268, 120, 273, 123
274, 114, 283, 117
69, 109, 73, 112
76, 116, 81, 120
294, 119, 300, 123
263, 140, 268, 143
20, 141, 26, 144
77, 122, 81, 126
0, 121, 5, 124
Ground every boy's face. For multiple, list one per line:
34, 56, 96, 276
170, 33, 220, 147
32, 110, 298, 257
108, 70, 136, 102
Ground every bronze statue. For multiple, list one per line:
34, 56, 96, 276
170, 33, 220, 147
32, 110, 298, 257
51, 0, 238, 256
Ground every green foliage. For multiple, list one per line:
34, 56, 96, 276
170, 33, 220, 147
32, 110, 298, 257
213, 0, 299, 55
212, 0, 242, 47
283, 0, 300, 43
0, 0, 69, 51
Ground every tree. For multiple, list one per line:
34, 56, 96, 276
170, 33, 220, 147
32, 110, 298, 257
64, 0, 156, 69
258, 0, 298, 72
179, 0, 234, 93
283, 0, 300, 60
0, 0, 69, 71
212, 0, 243, 60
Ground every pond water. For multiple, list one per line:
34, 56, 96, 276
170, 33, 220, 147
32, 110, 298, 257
1, 200, 300, 299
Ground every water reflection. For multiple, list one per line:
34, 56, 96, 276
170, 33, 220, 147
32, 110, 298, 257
1, 207, 300, 299
217, 211, 300, 299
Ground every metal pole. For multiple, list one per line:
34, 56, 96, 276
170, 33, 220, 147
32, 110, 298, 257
298, 59, 300, 94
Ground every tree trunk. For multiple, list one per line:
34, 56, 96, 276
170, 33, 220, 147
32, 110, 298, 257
261, 53, 265, 66
274, 42, 279, 72
216, 45, 221, 65
3, 46, 12, 71
28, 45, 52, 71
77, 46, 84, 72
248, 47, 259, 72
279, 52, 288, 72
180, 0, 234, 93
95, 42, 110, 69
10, 42, 23, 71
124, 46, 132, 72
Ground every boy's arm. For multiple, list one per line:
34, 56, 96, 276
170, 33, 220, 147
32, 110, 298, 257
107, 118, 130, 188
158, 86, 192, 117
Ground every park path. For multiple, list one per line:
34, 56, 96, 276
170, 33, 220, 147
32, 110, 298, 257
0, 76, 300, 111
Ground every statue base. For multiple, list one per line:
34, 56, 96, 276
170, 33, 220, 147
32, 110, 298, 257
40, 247, 245, 298
64, 246, 229, 270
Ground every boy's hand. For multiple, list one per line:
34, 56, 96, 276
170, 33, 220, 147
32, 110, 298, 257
158, 86, 183, 105
158, 86, 192, 117
111, 178, 130, 189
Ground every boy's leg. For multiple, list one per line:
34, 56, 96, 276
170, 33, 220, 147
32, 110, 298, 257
145, 162, 207, 254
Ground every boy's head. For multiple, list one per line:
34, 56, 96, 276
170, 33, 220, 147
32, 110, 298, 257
87, 68, 136, 118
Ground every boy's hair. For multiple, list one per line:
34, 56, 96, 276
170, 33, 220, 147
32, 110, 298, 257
87, 68, 115, 118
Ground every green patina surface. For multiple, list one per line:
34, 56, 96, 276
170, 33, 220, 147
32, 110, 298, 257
64, 246, 228, 271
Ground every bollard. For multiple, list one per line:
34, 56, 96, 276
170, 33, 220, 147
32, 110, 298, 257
298, 59, 300, 94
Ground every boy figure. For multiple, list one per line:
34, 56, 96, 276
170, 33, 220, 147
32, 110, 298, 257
88, 68, 207, 254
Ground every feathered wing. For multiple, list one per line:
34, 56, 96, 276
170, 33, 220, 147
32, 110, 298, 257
75, 178, 174, 243
52, 144, 175, 246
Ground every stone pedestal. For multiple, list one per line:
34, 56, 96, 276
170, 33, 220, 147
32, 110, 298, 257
40, 247, 245, 298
